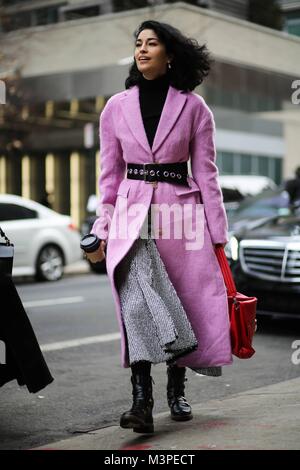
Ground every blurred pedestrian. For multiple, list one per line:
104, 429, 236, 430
40, 191, 53, 209
86, 20, 231, 434
0, 272, 54, 391
285, 166, 300, 206
0, 227, 54, 392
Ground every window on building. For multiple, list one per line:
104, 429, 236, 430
204, 61, 293, 113
220, 152, 234, 174
240, 154, 252, 174
1, 0, 24, 5
63, 6, 101, 21
217, 152, 282, 185
274, 158, 283, 185
286, 18, 300, 36
216, 152, 222, 170
112, 1, 149, 13
283, 8, 300, 37
258, 156, 270, 177
2, 6, 62, 31
8, 12, 32, 31
33, 7, 59, 27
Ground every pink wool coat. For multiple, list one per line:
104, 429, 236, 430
91, 83, 233, 369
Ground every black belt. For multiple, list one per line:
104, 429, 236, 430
126, 162, 189, 186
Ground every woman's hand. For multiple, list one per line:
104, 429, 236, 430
85, 240, 107, 264
214, 242, 227, 249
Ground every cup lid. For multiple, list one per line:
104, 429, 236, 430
80, 234, 100, 252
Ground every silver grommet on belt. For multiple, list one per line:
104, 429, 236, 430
163, 171, 169, 177
170, 172, 176, 178
150, 170, 155, 176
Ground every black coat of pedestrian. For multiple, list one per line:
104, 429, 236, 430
0, 273, 54, 392
285, 175, 300, 205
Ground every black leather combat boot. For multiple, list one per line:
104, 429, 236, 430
120, 362, 154, 433
167, 364, 193, 421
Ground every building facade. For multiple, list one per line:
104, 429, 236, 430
1, 1, 299, 226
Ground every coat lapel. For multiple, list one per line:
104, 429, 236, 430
120, 84, 187, 156
120, 85, 151, 155
152, 85, 187, 154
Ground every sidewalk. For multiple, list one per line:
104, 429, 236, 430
34, 377, 300, 450
64, 260, 90, 276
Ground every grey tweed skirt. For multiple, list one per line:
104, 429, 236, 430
115, 213, 222, 377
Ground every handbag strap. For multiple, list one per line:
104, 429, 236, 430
214, 246, 237, 297
0, 226, 11, 246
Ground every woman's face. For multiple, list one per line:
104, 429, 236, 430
134, 29, 171, 80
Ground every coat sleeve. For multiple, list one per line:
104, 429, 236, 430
91, 98, 126, 241
189, 105, 229, 245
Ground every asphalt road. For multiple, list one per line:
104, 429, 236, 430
0, 268, 300, 450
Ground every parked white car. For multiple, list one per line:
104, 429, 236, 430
0, 194, 82, 281
219, 175, 277, 197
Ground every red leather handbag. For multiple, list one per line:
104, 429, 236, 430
215, 246, 257, 359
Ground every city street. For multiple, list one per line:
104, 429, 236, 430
0, 268, 299, 450
1, 0, 300, 454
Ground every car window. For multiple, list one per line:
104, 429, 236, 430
228, 189, 289, 222
233, 202, 281, 218
0, 203, 38, 221
266, 216, 300, 229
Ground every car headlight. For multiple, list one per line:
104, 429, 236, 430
225, 236, 239, 261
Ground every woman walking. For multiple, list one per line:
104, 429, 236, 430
87, 20, 232, 434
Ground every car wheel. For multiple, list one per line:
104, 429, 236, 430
88, 259, 106, 274
36, 245, 64, 282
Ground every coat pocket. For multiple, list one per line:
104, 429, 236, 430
174, 177, 202, 202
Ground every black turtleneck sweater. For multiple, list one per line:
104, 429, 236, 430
138, 72, 170, 149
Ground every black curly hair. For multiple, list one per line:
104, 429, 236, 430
125, 20, 213, 92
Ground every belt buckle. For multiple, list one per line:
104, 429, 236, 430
143, 163, 156, 185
